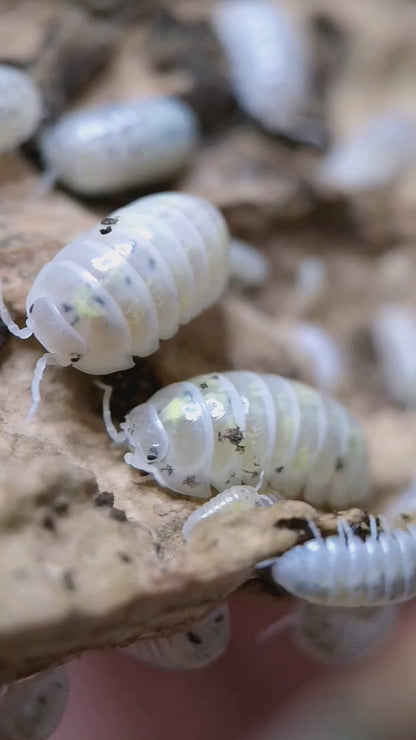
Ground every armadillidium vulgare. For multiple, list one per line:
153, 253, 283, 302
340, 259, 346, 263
124, 603, 230, 670
317, 113, 416, 193
266, 514, 416, 606
182, 483, 278, 541
0, 64, 42, 154
0, 192, 229, 417
40, 96, 199, 195
371, 304, 416, 407
0, 666, 69, 740
100, 370, 369, 505
290, 601, 398, 663
212, 0, 309, 135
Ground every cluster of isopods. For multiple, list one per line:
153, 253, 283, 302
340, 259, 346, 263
0, 1, 415, 736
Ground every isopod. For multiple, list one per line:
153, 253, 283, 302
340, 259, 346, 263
0, 64, 42, 154
212, 0, 310, 134
288, 602, 397, 664
0, 192, 229, 417
289, 322, 344, 392
0, 666, 69, 740
40, 96, 199, 195
371, 303, 416, 407
182, 482, 279, 541
317, 113, 416, 193
229, 238, 270, 288
100, 370, 369, 505
124, 603, 230, 670
266, 514, 416, 606
294, 256, 326, 314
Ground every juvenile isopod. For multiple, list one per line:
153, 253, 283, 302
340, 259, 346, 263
294, 256, 326, 314
0, 64, 42, 154
0, 666, 69, 740
124, 603, 230, 670
182, 482, 279, 541
229, 238, 270, 288
371, 303, 416, 407
40, 96, 199, 196
212, 0, 310, 135
0, 192, 229, 417
264, 601, 398, 664
265, 514, 416, 606
100, 370, 369, 506
289, 322, 344, 392
317, 113, 416, 193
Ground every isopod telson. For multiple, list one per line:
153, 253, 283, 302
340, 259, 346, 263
182, 483, 279, 541
0, 192, 229, 417
100, 370, 369, 505
212, 0, 309, 134
265, 514, 416, 606
0, 666, 69, 740
40, 96, 199, 195
124, 603, 230, 670
371, 303, 416, 407
0, 64, 42, 155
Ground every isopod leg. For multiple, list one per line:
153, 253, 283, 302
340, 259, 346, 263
27, 352, 59, 420
0, 280, 33, 339
258, 611, 297, 644
95, 381, 126, 444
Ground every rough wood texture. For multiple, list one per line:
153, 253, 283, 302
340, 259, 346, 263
0, 0, 415, 686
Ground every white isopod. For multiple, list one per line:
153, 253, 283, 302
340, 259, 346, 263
0, 192, 229, 417
100, 370, 369, 506
294, 256, 326, 315
229, 238, 270, 288
289, 322, 344, 392
212, 0, 310, 135
371, 303, 416, 407
317, 113, 416, 193
0, 666, 69, 740
124, 603, 230, 670
40, 96, 199, 196
266, 514, 416, 606
0, 64, 42, 155
182, 483, 279, 541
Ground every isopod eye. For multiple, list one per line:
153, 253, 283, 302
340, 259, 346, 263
147, 445, 160, 462
121, 402, 169, 468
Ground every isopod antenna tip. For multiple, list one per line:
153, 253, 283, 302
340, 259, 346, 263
26, 352, 59, 421
0, 279, 33, 340
95, 380, 127, 444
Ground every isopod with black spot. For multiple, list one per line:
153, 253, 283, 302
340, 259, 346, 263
124, 603, 230, 670
0, 192, 229, 417
0, 64, 42, 154
40, 96, 199, 196
182, 482, 279, 541
100, 370, 369, 506
265, 514, 416, 606
0, 666, 69, 740
212, 0, 310, 136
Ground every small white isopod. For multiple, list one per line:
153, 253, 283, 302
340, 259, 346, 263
265, 514, 416, 606
100, 370, 369, 507
0, 64, 42, 155
317, 113, 416, 194
40, 96, 199, 196
229, 238, 270, 288
124, 603, 230, 670
0, 666, 69, 740
294, 256, 326, 315
371, 303, 416, 407
289, 322, 344, 392
211, 0, 310, 135
0, 192, 229, 417
182, 483, 279, 541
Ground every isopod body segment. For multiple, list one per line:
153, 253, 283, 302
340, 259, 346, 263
101, 370, 369, 506
124, 603, 230, 670
0, 192, 229, 416
0, 666, 69, 740
267, 516, 416, 606
40, 96, 199, 195
0, 64, 42, 154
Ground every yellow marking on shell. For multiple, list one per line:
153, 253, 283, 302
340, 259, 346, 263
159, 397, 187, 425
72, 285, 107, 320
